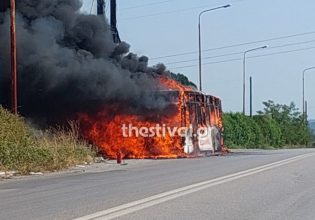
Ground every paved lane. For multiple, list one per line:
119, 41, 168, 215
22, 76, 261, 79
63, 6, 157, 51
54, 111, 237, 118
0, 149, 314, 220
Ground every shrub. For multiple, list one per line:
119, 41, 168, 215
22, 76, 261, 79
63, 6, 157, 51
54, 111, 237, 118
253, 115, 283, 147
36, 122, 95, 170
223, 101, 313, 149
0, 106, 53, 173
223, 113, 262, 148
0, 107, 95, 174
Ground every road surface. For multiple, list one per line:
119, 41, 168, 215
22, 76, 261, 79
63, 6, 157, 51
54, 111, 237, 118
1, 149, 315, 220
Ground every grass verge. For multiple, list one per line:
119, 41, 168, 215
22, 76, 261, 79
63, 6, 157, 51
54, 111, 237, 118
0, 106, 95, 174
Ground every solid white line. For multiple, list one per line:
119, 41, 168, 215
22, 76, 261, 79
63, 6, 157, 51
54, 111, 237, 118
74, 153, 315, 220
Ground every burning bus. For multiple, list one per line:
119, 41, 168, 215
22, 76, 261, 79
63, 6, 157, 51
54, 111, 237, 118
79, 76, 226, 159
0, 1, 226, 159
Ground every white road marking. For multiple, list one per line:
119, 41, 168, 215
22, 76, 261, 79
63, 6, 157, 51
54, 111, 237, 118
74, 153, 315, 220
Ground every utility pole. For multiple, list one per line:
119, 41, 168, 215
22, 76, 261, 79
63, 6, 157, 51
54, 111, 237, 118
242, 46, 267, 115
249, 76, 253, 117
10, 0, 17, 114
305, 101, 308, 122
110, 0, 121, 43
97, 0, 105, 16
97, 0, 121, 44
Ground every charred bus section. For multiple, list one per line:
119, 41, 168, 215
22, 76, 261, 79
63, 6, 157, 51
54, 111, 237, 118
79, 81, 226, 159
164, 89, 225, 156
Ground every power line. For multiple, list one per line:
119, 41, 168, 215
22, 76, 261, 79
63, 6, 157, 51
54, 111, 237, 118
165, 39, 315, 65
151, 30, 315, 60
120, 0, 173, 10
121, 6, 206, 20
171, 46, 315, 70
121, 1, 235, 20
120, 0, 246, 20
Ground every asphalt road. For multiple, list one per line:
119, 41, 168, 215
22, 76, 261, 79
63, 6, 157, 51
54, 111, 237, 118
1, 149, 315, 220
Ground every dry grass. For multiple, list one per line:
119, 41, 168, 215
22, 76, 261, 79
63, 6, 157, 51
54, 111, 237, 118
36, 121, 95, 171
0, 106, 95, 174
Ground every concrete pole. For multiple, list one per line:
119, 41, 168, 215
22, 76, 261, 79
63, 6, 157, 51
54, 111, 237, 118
250, 76, 253, 117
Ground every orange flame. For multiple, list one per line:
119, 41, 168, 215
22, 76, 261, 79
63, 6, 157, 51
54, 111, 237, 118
79, 76, 192, 159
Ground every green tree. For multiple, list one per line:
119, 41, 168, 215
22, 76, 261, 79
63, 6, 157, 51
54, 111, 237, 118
223, 113, 262, 148
253, 115, 283, 147
223, 100, 313, 149
257, 100, 312, 146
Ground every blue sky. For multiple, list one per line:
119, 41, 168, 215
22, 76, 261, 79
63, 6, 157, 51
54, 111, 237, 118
81, 0, 315, 119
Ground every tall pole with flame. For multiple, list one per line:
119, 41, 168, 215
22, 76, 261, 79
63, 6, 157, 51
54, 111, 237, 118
10, 0, 17, 114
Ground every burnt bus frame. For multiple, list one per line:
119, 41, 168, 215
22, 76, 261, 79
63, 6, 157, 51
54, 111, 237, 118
180, 91, 223, 153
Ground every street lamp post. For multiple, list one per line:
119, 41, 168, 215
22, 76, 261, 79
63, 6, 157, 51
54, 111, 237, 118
302, 67, 315, 120
198, 4, 231, 91
242, 46, 267, 115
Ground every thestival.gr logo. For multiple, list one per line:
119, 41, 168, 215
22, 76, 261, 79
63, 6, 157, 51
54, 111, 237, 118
121, 124, 210, 139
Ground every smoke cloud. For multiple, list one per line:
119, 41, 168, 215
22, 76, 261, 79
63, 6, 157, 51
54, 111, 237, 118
0, 0, 171, 124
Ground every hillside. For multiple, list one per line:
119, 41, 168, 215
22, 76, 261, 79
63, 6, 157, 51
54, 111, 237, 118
309, 120, 315, 132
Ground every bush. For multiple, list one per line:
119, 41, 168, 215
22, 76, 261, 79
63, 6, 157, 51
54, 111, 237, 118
258, 100, 313, 147
0, 106, 53, 173
253, 115, 283, 147
223, 101, 313, 149
0, 107, 95, 174
36, 122, 95, 170
223, 113, 263, 148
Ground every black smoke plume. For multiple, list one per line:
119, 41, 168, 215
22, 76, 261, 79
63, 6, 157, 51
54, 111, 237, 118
0, 0, 172, 124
